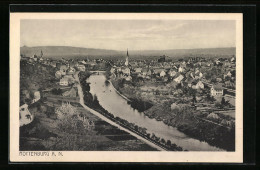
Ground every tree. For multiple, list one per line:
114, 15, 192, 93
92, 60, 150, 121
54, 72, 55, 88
221, 97, 226, 105
221, 97, 230, 107
176, 83, 182, 89
206, 94, 215, 103
51, 88, 62, 95
151, 133, 156, 139
105, 67, 111, 80
146, 133, 151, 138
160, 138, 166, 145
192, 95, 197, 104
166, 140, 172, 146
215, 102, 222, 109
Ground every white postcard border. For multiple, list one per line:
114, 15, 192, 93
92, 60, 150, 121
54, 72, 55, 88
10, 13, 243, 163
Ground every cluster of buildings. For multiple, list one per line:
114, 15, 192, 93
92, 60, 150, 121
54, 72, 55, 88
19, 50, 89, 126
110, 50, 236, 97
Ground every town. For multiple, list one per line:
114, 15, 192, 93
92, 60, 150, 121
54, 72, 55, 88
19, 48, 236, 151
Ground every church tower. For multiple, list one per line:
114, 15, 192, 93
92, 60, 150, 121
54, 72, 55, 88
125, 48, 129, 66
41, 50, 43, 57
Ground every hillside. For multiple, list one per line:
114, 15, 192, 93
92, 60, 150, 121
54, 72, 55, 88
21, 46, 235, 59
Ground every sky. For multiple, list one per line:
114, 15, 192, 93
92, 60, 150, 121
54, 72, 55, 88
20, 20, 236, 51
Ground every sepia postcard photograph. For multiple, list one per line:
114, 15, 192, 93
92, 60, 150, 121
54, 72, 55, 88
10, 13, 243, 163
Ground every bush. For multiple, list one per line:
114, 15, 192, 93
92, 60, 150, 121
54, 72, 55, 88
51, 88, 63, 95
55, 102, 95, 134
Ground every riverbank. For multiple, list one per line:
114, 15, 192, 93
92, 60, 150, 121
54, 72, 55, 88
78, 72, 184, 151
110, 77, 235, 151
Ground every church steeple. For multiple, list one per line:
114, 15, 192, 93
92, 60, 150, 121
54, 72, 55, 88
40, 50, 43, 58
125, 48, 129, 66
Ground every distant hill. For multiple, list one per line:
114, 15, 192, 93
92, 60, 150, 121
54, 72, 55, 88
130, 48, 236, 57
20, 46, 124, 59
20, 46, 235, 60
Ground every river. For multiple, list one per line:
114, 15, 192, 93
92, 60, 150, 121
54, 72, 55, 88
87, 74, 224, 151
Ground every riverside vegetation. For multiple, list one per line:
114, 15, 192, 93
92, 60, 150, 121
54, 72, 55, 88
111, 76, 235, 151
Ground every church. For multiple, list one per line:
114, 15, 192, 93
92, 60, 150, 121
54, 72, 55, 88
122, 49, 130, 75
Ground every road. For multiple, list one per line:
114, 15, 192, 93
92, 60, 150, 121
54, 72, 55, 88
74, 71, 166, 151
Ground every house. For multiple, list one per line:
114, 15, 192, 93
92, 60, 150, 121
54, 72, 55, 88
80, 60, 87, 64
173, 65, 178, 70
50, 61, 57, 68
225, 80, 235, 88
117, 67, 122, 72
195, 81, 204, 89
55, 71, 62, 79
60, 65, 68, 76
210, 84, 223, 96
145, 75, 151, 80
86, 61, 96, 67
122, 67, 130, 75
153, 68, 165, 75
207, 112, 220, 120
125, 75, 132, 81
182, 61, 186, 66
225, 71, 232, 78
134, 68, 142, 74
168, 80, 179, 88
170, 103, 178, 110
160, 70, 166, 77
32, 91, 41, 103
110, 67, 116, 73
231, 56, 235, 62
146, 69, 152, 76
178, 66, 184, 73
168, 70, 177, 77
216, 77, 223, 82
67, 67, 76, 75
190, 72, 195, 79
215, 59, 221, 65
29, 58, 34, 63
194, 70, 203, 79
199, 72, 203, 78
60, 77, 69, 86
77, 65, 85, 72
142, 69, 148, 76
19, 104, 33, 127
158, 55, 166, 62
186, 78, 194, 87
163, 77, 168, 82
32, 54, 38, 61
174, 74, 184, 83
64, 75, 75, 84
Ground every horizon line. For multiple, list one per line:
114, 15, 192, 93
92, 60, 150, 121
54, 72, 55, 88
20, 45, 236, 51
